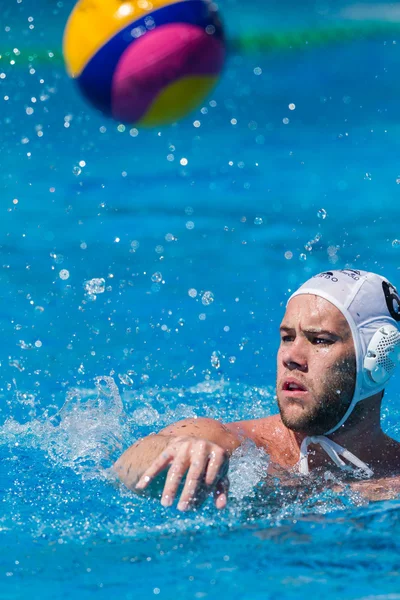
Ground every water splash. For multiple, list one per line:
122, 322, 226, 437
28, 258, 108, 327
1, 377, 128, 480
229, 441, 270, 501
46, 377, 127, 476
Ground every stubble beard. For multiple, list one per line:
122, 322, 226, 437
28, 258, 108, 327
277, 354, 356, 435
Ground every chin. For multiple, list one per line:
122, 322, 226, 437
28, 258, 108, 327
279, 406, 310, 432
281, 413, 314, 434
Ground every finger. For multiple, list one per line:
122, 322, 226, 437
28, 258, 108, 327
135, 450, 173, 490
177, 444, 208, 511
214, 476, 229, 510
205, 448, 228, 487
161, 446, 191, 507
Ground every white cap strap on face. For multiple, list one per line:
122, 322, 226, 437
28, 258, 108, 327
299, 436, 373, 478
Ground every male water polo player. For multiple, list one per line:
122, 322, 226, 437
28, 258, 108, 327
114, 269, 400, 510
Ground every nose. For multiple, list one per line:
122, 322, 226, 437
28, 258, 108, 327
280, 339, 308, 372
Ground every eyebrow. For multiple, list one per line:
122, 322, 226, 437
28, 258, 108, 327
279, 325, 341, 338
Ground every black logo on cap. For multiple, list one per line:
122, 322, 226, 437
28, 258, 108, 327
340, 269, 361, 281
313, 271, 338, 282
382, 280, 400, 322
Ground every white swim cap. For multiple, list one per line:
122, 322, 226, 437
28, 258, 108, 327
289, 269, 400, 435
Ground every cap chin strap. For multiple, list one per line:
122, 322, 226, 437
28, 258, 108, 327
296, 384, 371, 476
298, 324, 400, 476
299, 436, 373, 477
297, 389, 376, 477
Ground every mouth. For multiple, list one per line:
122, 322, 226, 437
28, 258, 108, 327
282, 379, 308, 394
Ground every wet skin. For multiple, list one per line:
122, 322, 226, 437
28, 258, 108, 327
114, 295, 400, 510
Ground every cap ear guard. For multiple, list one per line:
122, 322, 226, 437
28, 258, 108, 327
363, 324, 400, 385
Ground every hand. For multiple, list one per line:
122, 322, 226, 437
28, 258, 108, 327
135, 436, 230, 511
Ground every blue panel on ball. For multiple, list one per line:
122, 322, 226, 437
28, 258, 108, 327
77, 0, 224, 116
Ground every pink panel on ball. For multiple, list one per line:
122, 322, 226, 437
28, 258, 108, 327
111, 23, 225, 123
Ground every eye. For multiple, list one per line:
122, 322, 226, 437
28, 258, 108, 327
281, 335, 294, 343
313, 337, 334, 345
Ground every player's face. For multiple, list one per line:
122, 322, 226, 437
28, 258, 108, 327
276, 295, 356, 435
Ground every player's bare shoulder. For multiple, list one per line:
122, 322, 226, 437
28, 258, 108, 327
225, 415, 297, 467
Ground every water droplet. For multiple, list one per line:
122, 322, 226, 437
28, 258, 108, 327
299, 253, 307, 261
317, 208, 327, 219
52, 253, 64, 264
9, 359, 24, 372
202, 291, 214, 306
84, 278, 105, 295
118, 373, 134, 386
59, 269, 70, 280
304, 242, 313, 251
254, 217, 263, 225
186, 221, 195, 230
284, 251, 293, 260
151, 272, 162, 283
188, 288, 197, 298
392, 239, 400, 248
72, 166, 81, 176
228, 356, 236, 364
211, 351, 221, 369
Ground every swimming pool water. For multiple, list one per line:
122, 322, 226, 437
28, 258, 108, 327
2, 1, 400, 598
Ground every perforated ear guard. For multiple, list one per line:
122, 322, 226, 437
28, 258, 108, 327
363, 324, 400, 385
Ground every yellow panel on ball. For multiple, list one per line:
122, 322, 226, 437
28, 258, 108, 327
63, 0, 182, 77
137, 76, 218, 127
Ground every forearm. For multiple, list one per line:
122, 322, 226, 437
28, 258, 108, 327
113, 418, 241, 498
113, 434, 171, 491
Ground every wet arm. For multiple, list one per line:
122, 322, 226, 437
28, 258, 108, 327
113, 418, 241, 492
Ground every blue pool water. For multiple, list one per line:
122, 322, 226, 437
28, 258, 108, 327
2, 1, 400, 598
